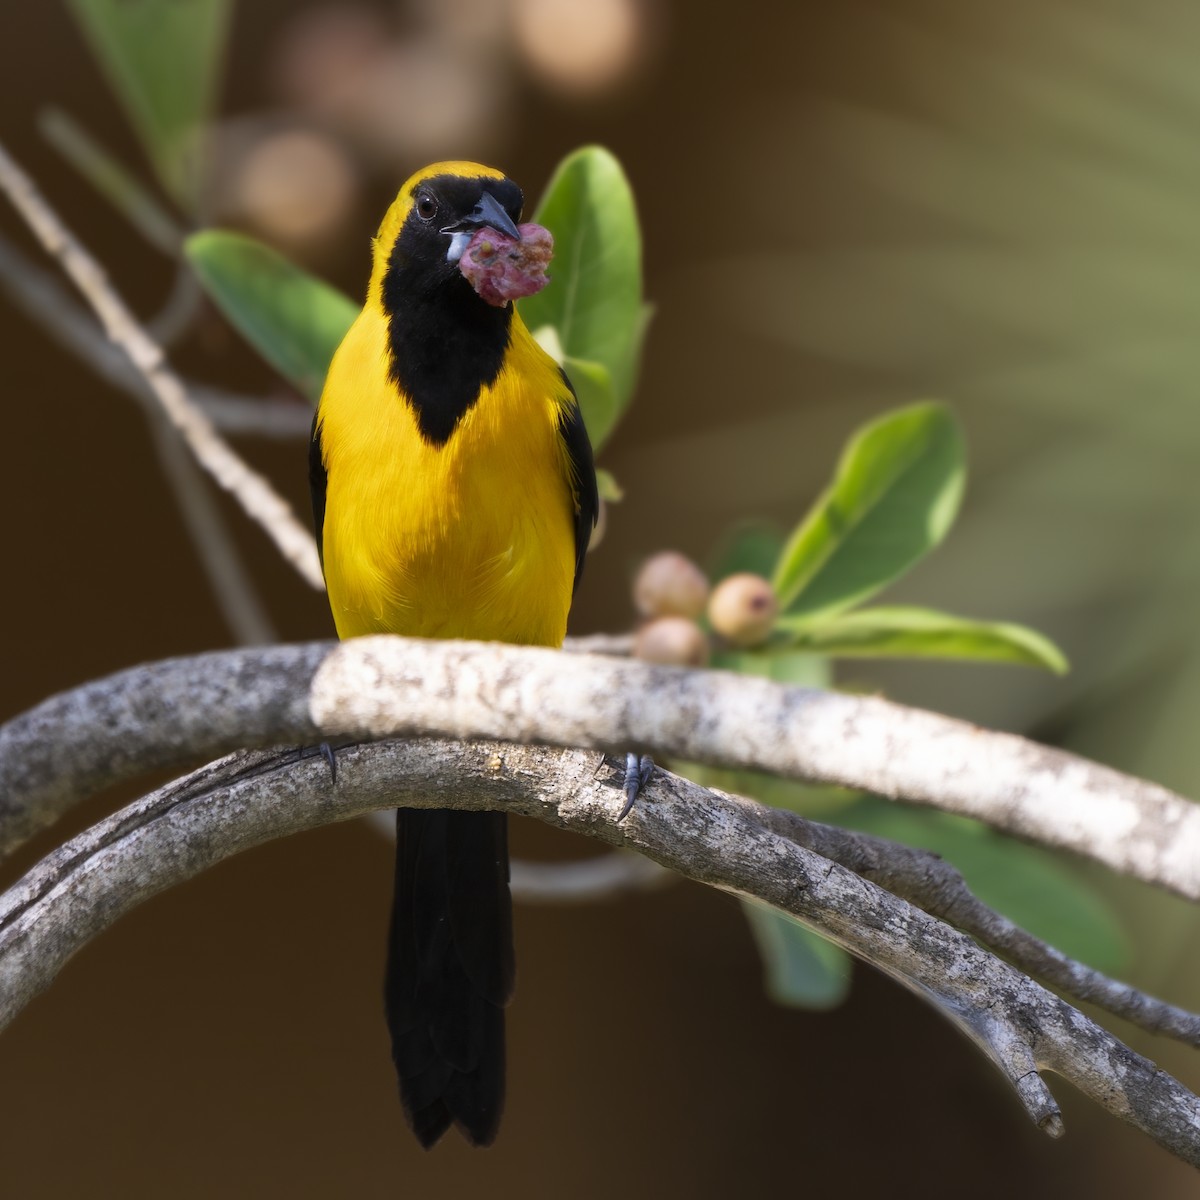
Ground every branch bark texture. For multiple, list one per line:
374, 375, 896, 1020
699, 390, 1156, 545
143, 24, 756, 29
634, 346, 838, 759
1, 740, 1198, 1166
3, 637, 1199, 904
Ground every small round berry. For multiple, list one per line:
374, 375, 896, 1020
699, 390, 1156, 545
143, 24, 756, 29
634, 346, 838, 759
708, 573, 779, 647
633, 616, 710, 667
633, 551, 710, 619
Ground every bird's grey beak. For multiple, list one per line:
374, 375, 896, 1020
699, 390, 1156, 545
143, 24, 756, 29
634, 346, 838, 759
442, 191, 522, 241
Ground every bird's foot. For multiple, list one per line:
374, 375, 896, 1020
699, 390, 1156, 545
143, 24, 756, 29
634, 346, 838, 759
319, 741, 338, 783
296, 741, 341, 783
618, 752, 655, 822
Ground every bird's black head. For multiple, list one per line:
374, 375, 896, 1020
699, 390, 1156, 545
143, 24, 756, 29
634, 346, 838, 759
381, 165, 524, 302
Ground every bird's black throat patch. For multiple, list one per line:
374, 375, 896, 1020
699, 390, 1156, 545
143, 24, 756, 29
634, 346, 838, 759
381, 212, 513, 446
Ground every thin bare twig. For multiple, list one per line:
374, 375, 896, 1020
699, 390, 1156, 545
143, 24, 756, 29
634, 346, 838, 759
1, 740, 1197, 1165
192, 389, 312, 439
0, 232, 312, 439
0, 230, 277, 643
146, 417, 277, 644
0, 139, 324, 589
509, 851, 671, 901
3, 637, 1200, 904
38, 107, 184, 256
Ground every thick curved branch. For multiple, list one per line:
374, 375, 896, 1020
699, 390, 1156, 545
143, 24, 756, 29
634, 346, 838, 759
1, 741, 1197, 1166
3, 637, 1199, 903
748, 803, 1200, 1043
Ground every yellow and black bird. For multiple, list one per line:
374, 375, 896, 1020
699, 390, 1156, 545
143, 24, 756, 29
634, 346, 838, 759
308, 162, 598, 1147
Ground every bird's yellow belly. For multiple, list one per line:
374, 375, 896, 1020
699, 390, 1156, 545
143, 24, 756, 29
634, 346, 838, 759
322, 399, 576, 647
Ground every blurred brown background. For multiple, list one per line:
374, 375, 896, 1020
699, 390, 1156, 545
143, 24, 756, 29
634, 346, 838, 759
2, 0, 1199, 1194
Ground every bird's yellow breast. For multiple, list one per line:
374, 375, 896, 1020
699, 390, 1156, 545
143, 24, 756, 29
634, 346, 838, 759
317, 305, 577, 646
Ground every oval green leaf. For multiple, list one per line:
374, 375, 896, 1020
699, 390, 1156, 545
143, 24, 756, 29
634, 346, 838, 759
777, 605, 1068, 673
742, 900, 852, 1009
185, 230, 358, 402
67, 0, 231, 208
773, 402, 966, 619
520, 146, 646, 443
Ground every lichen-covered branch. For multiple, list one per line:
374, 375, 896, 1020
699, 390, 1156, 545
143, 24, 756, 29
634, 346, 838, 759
3, 637, 1200, 905
1, 740, 1197, 1166
747, 803, 1200, 1043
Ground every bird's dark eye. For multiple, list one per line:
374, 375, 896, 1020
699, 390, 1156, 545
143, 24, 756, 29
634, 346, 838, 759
416, 192, 437, 221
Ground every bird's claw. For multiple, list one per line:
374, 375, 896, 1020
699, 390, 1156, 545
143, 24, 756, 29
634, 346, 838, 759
617, 752, 654, 822
319, 741, 338, 783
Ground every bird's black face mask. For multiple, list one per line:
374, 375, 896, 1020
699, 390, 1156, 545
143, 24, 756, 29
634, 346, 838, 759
381, 173, 526, 444
393, 174, 524, 290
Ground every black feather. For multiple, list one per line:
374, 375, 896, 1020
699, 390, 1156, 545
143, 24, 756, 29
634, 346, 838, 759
556, 367, 599, 594
308, 412, 327, 567
386, 809, 514, 1148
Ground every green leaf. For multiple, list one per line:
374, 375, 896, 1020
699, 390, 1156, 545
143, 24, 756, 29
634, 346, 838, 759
185, 231, 357, 402
520, 146, 645, 446
66, 0, 231, 207
777, 605, 1068, 673
773, 402, 966, 620
839, 799, 1128, 971
741, 901, 852, 1009
708, 520, 788, 583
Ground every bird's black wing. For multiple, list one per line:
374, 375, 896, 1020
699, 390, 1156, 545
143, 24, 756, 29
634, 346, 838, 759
556, 368, 599, 595
308, 412, 328, 568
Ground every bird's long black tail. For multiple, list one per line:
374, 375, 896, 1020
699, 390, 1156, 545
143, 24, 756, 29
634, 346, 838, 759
386, 808, 515, 1148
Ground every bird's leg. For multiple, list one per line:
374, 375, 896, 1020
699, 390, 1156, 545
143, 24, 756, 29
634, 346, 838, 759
618, 752, 655, 821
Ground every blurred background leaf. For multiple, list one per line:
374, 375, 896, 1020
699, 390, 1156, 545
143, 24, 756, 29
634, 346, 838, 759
742, 901, 851, 1009
707, 520, 788, 584
65, 0, 231, 208
38, 108, 182, 254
